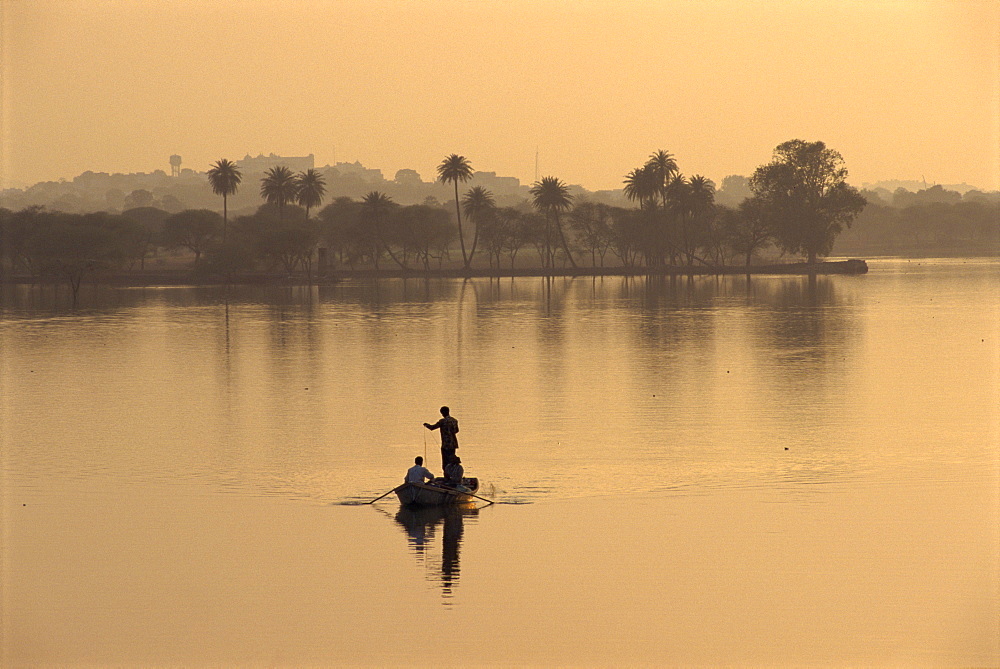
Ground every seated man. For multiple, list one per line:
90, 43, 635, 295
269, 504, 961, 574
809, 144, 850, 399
405, 456, 435, 485
443, 456, 464, 486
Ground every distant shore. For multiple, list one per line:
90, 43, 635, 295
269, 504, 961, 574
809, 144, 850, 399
0, 259, 869, 287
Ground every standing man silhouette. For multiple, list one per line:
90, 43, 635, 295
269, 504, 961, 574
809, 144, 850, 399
424, 406, 459, 469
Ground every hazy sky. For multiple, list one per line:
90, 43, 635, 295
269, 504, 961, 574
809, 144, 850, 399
3, 0, 998, 191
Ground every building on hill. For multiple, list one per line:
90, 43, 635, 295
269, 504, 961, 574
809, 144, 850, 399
327, 161, 385, 183
470, 171, 521, 194
237, 153, 315, 174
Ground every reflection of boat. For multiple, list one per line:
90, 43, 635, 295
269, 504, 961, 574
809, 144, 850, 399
394, 503, 480, 598
394, 477, 480, 506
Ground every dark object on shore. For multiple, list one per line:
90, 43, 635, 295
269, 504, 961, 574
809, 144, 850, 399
744, 259, 868, 275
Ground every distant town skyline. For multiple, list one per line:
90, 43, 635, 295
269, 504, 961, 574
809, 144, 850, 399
3, 1, 998, 192
11, 152, 992, 198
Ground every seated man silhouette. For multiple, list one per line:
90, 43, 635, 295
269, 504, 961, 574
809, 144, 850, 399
405, 456, 435, 485
443, 456, 470, 492
444, 456, 464, 485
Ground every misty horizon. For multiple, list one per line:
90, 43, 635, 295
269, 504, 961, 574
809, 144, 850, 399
3, 1, 997, 193
2, 154, 996, 198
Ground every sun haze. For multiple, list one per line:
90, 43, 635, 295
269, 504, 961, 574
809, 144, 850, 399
2, 0, 997, 190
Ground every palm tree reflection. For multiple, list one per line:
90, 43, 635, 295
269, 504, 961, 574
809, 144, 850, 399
393, 504, 479, 600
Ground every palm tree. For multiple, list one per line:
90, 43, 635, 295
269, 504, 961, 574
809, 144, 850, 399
665, 174, 691, 263
623, 164, 659, 210
436, 154, 474, 269
646, 150, 680, 264
260, 165, 298, 220
295, 169, 327, 219
207, 159, 242, 241
646, 150, 678, 210
530, 176, 577, 269
461, 185, 495, 267
361, 191, 407, 269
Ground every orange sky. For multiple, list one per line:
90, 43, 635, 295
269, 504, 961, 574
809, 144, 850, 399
2, 0, 998, 191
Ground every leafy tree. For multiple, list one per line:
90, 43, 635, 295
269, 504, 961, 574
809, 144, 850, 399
522, 211, 550, 267
529, 176, 576, 269
295, 168, 327, 219
260, 166, 298, 220
461, 185, 495, 267
318, 196, 365, 268
237, 204, 317, 276
719, 200, 773, 266
121, 206, 170, 235
207, 158, 242, 240
161, 209, 223, 265
500, 208, 535, 270
159, 194, 185, 214
436, 154, 474, 269
608, 207, 644, 267
123, 189, 156, 210
198, 237, 256, 279
0, 205, 44, 276
395, 204, 454, 270
568, 202, 614, 267
749, 140, 866, 263
26, 211, 139, 302
361, 191, 406, 269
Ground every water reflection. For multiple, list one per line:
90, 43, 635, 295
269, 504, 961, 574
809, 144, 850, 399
746, 275, 857, 363
391, 504, 480, 601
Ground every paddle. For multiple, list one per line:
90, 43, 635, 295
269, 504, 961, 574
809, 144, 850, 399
466, 491, 495, 506
366, 485, 401, 504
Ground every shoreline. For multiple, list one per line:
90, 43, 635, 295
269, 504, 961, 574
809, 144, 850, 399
0, 259, 869, 287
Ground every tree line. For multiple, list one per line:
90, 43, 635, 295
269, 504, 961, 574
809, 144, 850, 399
5, 139, 925, 293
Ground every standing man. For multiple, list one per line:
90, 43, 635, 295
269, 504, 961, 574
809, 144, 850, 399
424, 405, 459, 469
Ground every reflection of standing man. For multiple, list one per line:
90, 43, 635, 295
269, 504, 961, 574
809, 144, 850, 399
424, 406, 459, 469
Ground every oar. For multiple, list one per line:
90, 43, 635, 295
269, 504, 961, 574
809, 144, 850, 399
467, 491, 495, 506
367, 485, 401, 504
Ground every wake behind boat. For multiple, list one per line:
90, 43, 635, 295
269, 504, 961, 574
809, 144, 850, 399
395, 477, 481, 507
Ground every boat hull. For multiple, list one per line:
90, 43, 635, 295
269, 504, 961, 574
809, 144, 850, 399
395, 478, 479, 506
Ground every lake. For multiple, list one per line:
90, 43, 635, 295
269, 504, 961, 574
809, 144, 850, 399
2, 259, 997, 666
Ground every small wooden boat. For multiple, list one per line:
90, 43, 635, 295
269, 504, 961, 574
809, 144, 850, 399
394, 477, 480, 506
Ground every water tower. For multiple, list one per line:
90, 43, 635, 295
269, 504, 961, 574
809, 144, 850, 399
169, 155, 182, 177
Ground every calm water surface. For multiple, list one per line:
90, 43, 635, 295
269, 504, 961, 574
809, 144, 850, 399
2, 259, 998, 666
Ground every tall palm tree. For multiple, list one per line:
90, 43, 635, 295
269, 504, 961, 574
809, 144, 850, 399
461, 185, 495, 267
361, 190, 407, 269
623, 164, 659, 210
666, 175, 693, 263
295, 169, 327, 219
436, 154, 474, 269
530, 176, 577, 269
207, 159, 242, 241
646, 149, 678, 211
647, 150, 679, 264
685, 175, 716, 264
687, 175, 715, 221
260, 165, 298, 220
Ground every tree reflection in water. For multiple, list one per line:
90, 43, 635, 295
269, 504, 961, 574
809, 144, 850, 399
392, 504, 480, 600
